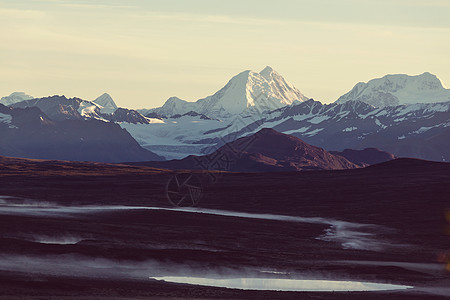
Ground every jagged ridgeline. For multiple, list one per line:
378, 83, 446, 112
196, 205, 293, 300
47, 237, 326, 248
1, 68, 449, 162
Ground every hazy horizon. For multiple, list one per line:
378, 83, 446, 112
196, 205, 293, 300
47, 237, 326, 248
1, 0, 449, 109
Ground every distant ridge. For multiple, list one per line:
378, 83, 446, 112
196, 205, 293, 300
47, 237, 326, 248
0, 92, 34, 106
0, 104, 163, 163
330, 148, 396, 166
336, 72, 450, 107
10, 95, 149, 124
365, 157, 450, 171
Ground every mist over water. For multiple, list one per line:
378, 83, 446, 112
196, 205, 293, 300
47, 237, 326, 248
0, 254, 414, 292
32, 235, 85, 245
0, 196, 391, 251
4, 196, 447, 295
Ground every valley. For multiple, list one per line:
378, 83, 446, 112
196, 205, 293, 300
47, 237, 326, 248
0, 156, 448, 298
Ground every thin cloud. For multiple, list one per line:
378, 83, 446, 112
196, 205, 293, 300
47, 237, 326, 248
130, 11, 288, 27
390, 0, 450, 7
57, 3, 137, 10
127, 10, 450, 31
0, 8, 46, 19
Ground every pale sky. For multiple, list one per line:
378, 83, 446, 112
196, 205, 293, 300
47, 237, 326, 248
1, 0, 449, 109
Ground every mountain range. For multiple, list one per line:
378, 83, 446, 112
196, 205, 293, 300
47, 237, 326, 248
1, 67, 449, 164
9, 94, 149, 124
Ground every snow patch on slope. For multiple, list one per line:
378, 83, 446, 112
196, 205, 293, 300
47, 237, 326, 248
0, 113, 16, 128
308, 115, 331, 124
304, 128, 324, 136
0, 113, 12, 123
77, 101, 107, 121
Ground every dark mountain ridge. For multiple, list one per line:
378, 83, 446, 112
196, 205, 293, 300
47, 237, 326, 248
330, 148, 396, 166
128, 128, 359, 172
10, 95, 150, 124
0, 104, 163, 163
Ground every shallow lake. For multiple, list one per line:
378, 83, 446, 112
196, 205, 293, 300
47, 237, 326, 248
150, 276, 413, 292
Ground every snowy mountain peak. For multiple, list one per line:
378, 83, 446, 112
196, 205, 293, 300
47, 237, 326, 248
150, 67, 309, 118
259, 66, 278, 80
261, 65, 274, 73
199, 66, 309, 115
93, 93, 118, 114
155, 97, 195, 117
0, 92, 34, 106
415, 72, 444, 90
336, 72, 450, 107
167, 96, 185, 102
257, 66, 308, 104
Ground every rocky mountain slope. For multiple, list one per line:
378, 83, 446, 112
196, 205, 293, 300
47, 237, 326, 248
10, 94, 149, 124
0, 104, 163, 162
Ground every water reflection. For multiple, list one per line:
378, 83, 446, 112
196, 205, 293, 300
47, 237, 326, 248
151, 276, 413, 291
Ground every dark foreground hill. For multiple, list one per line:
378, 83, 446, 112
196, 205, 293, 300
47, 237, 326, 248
129, 128, 359, 172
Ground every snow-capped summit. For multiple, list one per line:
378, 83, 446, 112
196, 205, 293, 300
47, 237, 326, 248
153, 97, 196, 117
336, 72, 450, 107
93, 93, 118, 114
0, 92, 34, 106
259, 66, 307, 104
149, 67, 309, 118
